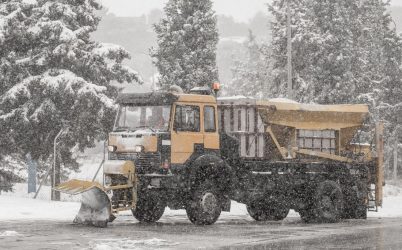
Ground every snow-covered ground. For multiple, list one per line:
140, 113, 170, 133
1, 182, 402, 222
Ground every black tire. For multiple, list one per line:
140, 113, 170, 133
312, 180, 344, 223
298, 206, 315, 223
186, 182, 222, 225
92, 220, 108, 228
132, 191, 165, 223
343, 181, 368, 219
247, 198, 289, 221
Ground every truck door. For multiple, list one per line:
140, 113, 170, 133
203, 105, 220, 152
171, 103, 204, 165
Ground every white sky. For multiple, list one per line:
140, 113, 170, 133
100, 0, 402, 23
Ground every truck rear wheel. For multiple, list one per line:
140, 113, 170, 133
186, 183, 222, 225
343, 180, 367, 219
132, 191, 165, 223
247, 198, 289, 221
312, 180, 343, 223
298, 207, 315, 223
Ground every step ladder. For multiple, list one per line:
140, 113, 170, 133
368, 184, 378, 212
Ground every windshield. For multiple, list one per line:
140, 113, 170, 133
115, 105, 171, 132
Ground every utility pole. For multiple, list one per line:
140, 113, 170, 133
286, 0, 293, 100
51, 129, 65, 201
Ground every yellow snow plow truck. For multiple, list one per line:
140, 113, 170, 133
55, 87, 384, 227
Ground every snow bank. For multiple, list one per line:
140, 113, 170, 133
1, 183, 402, 222
374, 184, 402, 218
0, 195, 79, 221
0, 231, 21, 237
88, 238, 179, 250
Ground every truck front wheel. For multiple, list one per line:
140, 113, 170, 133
247, 198, 289, 221
132, 191, 165, 223
186, 183, 222, 225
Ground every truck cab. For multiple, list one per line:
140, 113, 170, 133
108, 91, 231, 225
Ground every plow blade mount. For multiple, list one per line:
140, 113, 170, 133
54, 179, 115, 227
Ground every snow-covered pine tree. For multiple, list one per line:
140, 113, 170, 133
0, 0, 141, 185
362, 0, 402, 176
152, 0, 219, 92
268, 0, 402, 105
228, 30, 270, 98
268, 0, 309, 100
0, 0, 36, 190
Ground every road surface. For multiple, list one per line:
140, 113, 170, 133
1, 214, 402, 249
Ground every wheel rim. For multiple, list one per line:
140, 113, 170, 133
319, 184, 342, 219
321, 195, 334, 216
201, 192, 218, 213
247, 199, 269, 220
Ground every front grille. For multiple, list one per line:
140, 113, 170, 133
109, 152, 137, 161
109, 152, 161, 174
136, 153, 161, 169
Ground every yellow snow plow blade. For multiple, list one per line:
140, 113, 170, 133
54, 179, 114, 227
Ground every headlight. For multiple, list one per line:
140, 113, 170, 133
108, 145, 117, 152
135, 145, 144, 153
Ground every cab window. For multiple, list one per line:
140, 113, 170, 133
204, 106, 216, 132
174, 105, 200, 132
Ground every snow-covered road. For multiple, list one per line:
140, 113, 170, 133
1, 216, 402, 249
2, 182, 402, 221
1, 183, 402, 249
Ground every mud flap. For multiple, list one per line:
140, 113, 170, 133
54, 179, 113, 227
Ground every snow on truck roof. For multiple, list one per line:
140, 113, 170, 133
218, 96, 369, 130
217, 96, 368, 113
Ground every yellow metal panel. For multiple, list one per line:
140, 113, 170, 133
340, 127, 359, 152
170, 102, 206, 164
143, 136, 158, 152
257, 101, 369, 130
257, 100, 369, 113
266, 126, 287, 159
296, 149, 353, 163
169, 99, 220, 164
54, 179, 104, 195
202, 104, 220, 150
347, 144, 372, 161
103, 160, 135, 175
171, 152, 194, 164
171, 132, 203, 164
204, 133, 220, 150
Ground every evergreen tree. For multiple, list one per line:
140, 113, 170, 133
268, 0, 308, 100
268, 0, 402, 105
152, 0, 219, 92
0, 0, 142, 186
228, 30, 270, 98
